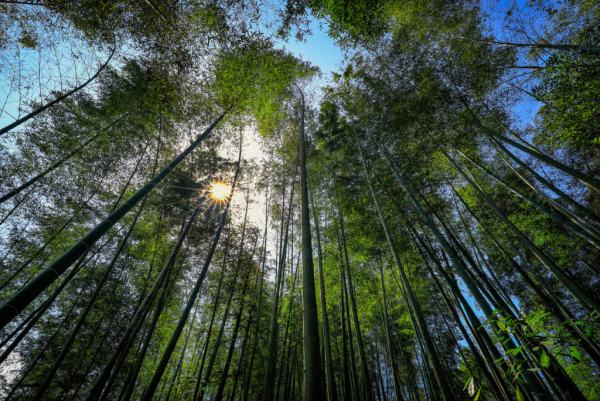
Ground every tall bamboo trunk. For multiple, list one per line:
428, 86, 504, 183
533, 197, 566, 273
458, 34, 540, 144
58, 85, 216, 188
492, 138, 600, 227
32, 197, 147, 401
378, 259, 405, 401
357, 136, 457, 401
85, 205, 204, 401
310, 183, 338, 401
342, 262, 360, 401
297, 91, 325, 401
449, 183, 600, 366
242, 188, 269, 401
0, 113, 131, 205
0, 232, 117, 365
339, 258, 353, 401
446, 152, 599, 313
0, 113, 225, 328
455, 148, 600, 247
263, 174, 296, 401
337, 202, 374, 401
195, 190, 248, 401
190, 231, 230, 401
164, 303, 201, 401
140, 205, 228, 401
119, 260, 177, 401
276, 254, 301, 401
374, 134, 580, 398
213, 268, 251, 401
491, 132, 600, 192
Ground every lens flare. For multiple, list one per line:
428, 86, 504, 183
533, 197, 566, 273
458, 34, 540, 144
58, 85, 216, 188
208, 181, 231, 203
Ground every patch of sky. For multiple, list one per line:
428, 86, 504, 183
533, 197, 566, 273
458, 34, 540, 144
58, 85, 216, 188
477, 1, 591, 200
0, 12, 108, 130
276, 16, 344, 84
480, 0, 547, 131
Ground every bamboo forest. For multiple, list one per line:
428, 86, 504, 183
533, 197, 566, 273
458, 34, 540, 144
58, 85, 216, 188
1, 1, 599, 400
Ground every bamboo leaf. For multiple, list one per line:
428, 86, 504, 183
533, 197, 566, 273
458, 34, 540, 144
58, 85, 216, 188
516, 388, 524, 401
463, 376, 474, 391
569, 346, 582, 361
540, 350, 550, 368
473, 387, 482, 401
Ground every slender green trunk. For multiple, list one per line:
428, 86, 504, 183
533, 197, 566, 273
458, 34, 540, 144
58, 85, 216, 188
197, 266, 240, 401
419, 234, 544, 401
375, 135, 586, 398
0, 113, 130, 204
276, 255, 301, 401
339, 259, 353, 401
140, 206, 227, 401
457, 96, 600, 192
337, 203, 374, 401
0, 215, 75, 291
449, 183, 600, 366
197, 198, 248, 401
0, 236, 106, 364
342, 263, 360, 401
4, 292, 81, 401
33, 198, 147, 401
70, 314, 120, 401
385, 172, 539, 398
0, 182, 37, 226
378, 259, 405, 401
263, 175, 296, 401
373, 338, 385, 401
119, 261, 177, 401
0, 113, 225, 328
164, 303, 201, 401
455, 148, 600, 247
190, 229, 230, 401
357, 137, 456, 401
452, 34, 600, 53
492, 138, 600, 226
491, 133, 600, 192
213, 269, 251, 401
298, 91, 324, 401
419, 245, 512, 401
228, 280, 256, 401
242, 188, 269, 401
500, 156, 600, 248
446, 152, 599, 313
85, 207, 202, 401
310, 183, 338, 401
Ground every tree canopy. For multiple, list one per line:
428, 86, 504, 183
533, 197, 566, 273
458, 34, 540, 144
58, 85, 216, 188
0, 1, 599, 401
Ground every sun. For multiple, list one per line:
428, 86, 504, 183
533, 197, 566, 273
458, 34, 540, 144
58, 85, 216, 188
208, 181, 232, 203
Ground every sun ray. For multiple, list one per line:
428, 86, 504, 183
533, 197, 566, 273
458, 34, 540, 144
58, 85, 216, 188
208, 181, 232, 203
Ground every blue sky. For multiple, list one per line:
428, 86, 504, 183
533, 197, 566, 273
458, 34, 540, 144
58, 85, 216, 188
281, 17, 344, 80
481, 0, 546, 129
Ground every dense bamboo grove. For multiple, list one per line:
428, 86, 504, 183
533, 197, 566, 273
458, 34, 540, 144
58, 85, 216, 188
0, 1, 599, 401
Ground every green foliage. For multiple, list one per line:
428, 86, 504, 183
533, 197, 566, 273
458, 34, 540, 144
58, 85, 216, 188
212, 41, 317, 136
1, 2, 599, 401
534, 51, 600, 152
309, 0, 388, 40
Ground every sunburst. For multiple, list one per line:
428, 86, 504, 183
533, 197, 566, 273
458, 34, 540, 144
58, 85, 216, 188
208, 181, 232, 204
